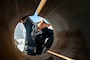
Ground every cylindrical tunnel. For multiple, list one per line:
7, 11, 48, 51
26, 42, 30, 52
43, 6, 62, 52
0, 0, 90, 60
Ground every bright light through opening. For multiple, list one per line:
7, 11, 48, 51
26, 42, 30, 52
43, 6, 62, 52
14, 16, 53, 55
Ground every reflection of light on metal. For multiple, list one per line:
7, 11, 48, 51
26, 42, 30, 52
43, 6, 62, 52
47, 50, 74, 60
37, 0, 47, 15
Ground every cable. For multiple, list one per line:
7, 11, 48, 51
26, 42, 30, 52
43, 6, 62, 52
47, 50, 74, 60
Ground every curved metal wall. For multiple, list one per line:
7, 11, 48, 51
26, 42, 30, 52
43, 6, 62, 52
0, 0, 90, 60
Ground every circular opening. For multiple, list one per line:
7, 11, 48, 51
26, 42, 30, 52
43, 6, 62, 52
14, 15, 54, 56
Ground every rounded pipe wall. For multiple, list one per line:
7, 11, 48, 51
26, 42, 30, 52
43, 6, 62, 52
0, 0, 89, 60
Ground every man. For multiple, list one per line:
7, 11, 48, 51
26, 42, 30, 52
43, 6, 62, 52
31, 19, 54, 55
